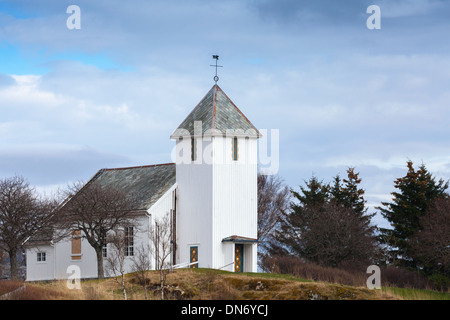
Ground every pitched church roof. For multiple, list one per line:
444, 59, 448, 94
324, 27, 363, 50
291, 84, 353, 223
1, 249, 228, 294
88, 163, 176, 211
170, 84, 261, 139
25, 163, 176, 245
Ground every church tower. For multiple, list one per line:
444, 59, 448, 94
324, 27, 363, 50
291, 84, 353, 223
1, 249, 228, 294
171, 83, 260, 272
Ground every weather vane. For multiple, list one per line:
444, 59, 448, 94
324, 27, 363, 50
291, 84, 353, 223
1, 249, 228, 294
210, 55, 223, 84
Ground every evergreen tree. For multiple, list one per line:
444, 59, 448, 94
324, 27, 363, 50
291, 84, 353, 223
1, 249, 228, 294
265, 176, 329, 257
267, 172, 378, 269
331, 168, 376, 228
291, 175, 330, 210
410, 195, 450, 280
378, 161, 448, 268
329, 174, 345, 204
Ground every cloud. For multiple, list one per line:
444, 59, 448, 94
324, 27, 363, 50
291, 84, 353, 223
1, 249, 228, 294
377, 0, 447, 18
1, 0, 449, 230
0, 145, 132, 186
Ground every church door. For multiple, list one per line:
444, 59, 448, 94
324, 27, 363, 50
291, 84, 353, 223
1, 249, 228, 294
234, 244, 244, 272
190, 246, 198, 268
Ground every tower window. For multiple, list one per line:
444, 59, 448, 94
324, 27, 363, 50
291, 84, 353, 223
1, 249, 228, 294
191, 137, 197, 161
232, 137, 238, 161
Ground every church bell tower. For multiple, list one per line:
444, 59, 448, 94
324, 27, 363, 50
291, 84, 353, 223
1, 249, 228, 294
170, 58, 260, 272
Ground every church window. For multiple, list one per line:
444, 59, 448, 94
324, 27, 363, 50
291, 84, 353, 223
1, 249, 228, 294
125, 226, 134, 256
37, 252, 46, 262
232, 137, 238, 161
191, 137, 197, 161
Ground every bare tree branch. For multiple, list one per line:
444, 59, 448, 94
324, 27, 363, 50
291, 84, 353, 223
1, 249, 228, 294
0, 176, 57, 280
150, 213, 172, 299
55, 181, 139, 279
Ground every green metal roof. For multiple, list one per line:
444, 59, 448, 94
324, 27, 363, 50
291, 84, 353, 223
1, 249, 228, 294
171, 85, 260, 139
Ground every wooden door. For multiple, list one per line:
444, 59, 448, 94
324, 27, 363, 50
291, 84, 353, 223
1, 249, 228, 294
190, 246, 198, 268
234, 244, 244, 272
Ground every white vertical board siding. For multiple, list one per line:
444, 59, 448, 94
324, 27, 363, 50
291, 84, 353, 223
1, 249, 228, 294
26, 214, 152, 281
212, 136, 258, 271
119, 215, 151, 275
148, 184, 176, 222
221, 242, 235, 272
54, 237, 98, 280
176, 138, 214, 268
26, 245, 55, 281
243, 243, 257, 273
147, 184, 177, 268
175, 135, 258, 272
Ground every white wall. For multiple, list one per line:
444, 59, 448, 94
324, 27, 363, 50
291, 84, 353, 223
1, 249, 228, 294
25, 182, 180, 282
26, 214, 152, 281
175, 135, 258, 272
212, 136, 258, 272
147, 183, 177, 268
26, 245, 54, 281
175, 136, 213, 268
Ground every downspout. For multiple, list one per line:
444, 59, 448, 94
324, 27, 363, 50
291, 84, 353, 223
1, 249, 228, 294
145, 210, 152, 269
172, 188, 177, 266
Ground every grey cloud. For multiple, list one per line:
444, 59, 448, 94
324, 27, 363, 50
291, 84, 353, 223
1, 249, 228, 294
250, 0, 373, 25
0, 146, 132, 186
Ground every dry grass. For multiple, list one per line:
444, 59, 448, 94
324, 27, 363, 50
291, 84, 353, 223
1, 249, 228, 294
4, 268, 447, 300
0, 280, 22, 296
4, 269, 398, 300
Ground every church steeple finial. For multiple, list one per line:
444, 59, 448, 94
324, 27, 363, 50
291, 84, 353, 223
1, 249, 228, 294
210, 55, 223, 84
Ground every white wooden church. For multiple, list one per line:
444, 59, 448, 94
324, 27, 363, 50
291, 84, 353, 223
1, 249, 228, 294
25, 82, 261, 281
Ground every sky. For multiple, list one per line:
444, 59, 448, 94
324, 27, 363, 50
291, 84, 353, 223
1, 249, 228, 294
1, 0, 449, 229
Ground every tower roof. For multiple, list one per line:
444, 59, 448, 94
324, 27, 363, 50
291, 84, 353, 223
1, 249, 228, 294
171, 85, 260, 139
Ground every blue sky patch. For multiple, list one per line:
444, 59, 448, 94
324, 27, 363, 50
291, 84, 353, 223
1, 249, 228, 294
0, 42, 132, 75
0, 2, 39, 19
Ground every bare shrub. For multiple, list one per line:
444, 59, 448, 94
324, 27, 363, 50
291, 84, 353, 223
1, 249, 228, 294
381, 267, 434, 290
261, 255, 367, 287
262, 255, 443, 291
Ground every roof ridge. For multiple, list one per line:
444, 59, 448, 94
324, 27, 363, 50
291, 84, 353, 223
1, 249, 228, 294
102, 162, 175, 171
170, 85, 216, 137
211, 84, 218, 131
215, 85, 260, 135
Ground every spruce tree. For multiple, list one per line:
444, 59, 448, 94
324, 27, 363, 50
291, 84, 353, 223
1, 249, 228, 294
378, 161, 448, 268
267, 176, 329, 257
269, 172, 378, 269
331, 168, 376, 227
